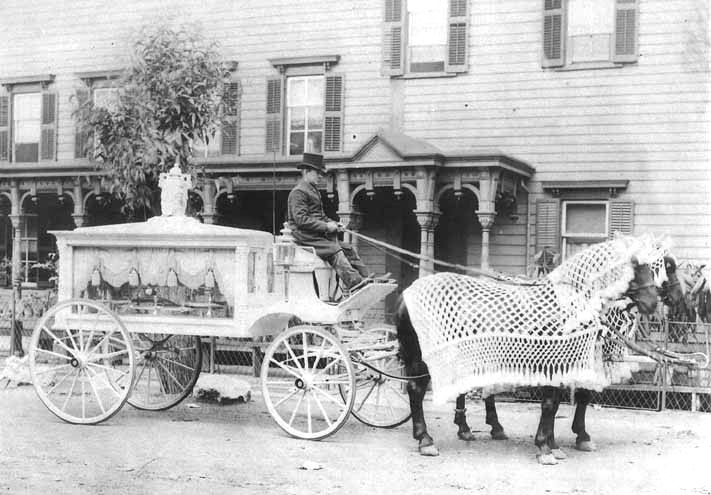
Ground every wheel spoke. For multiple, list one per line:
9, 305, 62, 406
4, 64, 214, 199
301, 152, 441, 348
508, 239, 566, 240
311, 384, 347, 408
61, 318, 81, 353
33, 348, 73, 362
90, 348, 129, 362
156, 355, 197, 372
310, 390, 333, 428
85, 364, 123, 399
62, 369, 81, 411
353, 380, 378, 413
287, 392, 305, 427
46, 366, 75, 395
306, 395, 312, 434
283, 339, 305, 374
310, 338, 327, 373
273, 388, 300, 408
384, 381, 410, 405
84, 368, 107, 414
155, 359, 184, 390
87, 330, 116, 356
38, 325, 76, 355
268, 357, 304, 381
33, 362, 73, 376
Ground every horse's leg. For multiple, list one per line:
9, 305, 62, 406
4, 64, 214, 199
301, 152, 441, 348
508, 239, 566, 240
535, 386, 559, 465
484, 394, 508, 440
453, 394, 475, 441
396, 298, 438, 456
572, 388, 596, 451
406, 361, 438, 456
547, 389, 567, 460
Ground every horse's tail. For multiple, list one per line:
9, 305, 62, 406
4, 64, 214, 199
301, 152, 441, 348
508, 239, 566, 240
394, 293, 423, 366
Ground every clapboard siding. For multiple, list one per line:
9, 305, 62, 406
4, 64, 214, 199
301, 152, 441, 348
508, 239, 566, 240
0, 0, 708, 264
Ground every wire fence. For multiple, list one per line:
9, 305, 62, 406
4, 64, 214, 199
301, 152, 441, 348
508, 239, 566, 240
2, 289, 710, 413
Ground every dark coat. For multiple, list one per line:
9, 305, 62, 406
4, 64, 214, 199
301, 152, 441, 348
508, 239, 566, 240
287, 179, 341, 258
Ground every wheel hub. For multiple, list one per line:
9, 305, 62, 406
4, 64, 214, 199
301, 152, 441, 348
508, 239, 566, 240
295, 372, 315, 390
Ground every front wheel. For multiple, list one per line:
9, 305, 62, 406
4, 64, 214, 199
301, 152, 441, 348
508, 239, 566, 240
261, 325, 355, 440
29, 299, 135, 424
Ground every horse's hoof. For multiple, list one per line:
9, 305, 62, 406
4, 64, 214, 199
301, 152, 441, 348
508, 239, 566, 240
575, 440, 596, 452
537, 453, 558, 465
551, 448, 567, 460
419, 444, 440, 456
458, 431, 476, 441
490, 430, 508, 441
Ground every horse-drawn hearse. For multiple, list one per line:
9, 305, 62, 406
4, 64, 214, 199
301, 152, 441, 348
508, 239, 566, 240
28, 165, 408, 440
27, 164, 703, 461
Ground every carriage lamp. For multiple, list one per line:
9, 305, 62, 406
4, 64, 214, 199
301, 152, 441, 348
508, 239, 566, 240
204, 269, 216, 317
274, 223, 297, 301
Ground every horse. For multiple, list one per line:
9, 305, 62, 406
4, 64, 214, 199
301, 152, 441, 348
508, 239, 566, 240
449, 253, 685, 464
395, 235, 663, 460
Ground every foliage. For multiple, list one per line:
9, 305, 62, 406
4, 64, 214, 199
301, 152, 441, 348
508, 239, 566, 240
74, 23, 231, 218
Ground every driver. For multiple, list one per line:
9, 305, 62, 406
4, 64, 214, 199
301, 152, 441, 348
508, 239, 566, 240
287, 152, 370, 290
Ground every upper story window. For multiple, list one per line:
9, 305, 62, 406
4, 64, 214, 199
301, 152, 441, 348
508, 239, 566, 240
543, 0, 638, 69
287, 76, 324, 156
383, 0, 469, 77
265, 55, 343, 156
92, 87, 119, 111
0, 75, 57, 163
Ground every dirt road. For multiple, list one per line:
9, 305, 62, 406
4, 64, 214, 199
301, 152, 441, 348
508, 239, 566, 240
1, 384, 710, 495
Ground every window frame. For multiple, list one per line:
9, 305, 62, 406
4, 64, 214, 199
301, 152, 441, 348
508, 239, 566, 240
286, 75, 325, 157
12, 91, 42, 163
561, 200, 609, 259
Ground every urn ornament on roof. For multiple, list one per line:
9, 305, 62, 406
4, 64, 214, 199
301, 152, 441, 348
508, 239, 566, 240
158, 159, 192, 217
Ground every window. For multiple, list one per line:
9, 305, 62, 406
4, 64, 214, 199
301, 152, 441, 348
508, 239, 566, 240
287, 76, 324, 156
92, 87, 119, 111
265, 70, 343, 155
543, 0, 638, 68
561, 201, 608, 258
13, 93, 41, 162
191, 81, 241, 158
535, 197, 634, 263
383, 0, 469, 76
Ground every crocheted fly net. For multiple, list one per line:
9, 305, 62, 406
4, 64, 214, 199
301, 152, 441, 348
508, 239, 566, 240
403, 235, 669, 404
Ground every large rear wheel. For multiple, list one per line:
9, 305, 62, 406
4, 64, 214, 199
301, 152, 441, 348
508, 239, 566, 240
261, 325, 355, 440
29, 299, 135, 424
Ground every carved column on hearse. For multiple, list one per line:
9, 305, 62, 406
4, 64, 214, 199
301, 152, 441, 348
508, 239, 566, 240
414, 211, 441, 277
200, 179, 217, 225
72, 179, 86, 228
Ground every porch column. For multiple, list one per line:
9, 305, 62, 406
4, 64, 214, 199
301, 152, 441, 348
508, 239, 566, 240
415, 211, 440, 277
335, 170, 358, 244
476, 212, 496, 270
201, 179, 217, 225
72, 180, 85, 228
337, 211, 362, 246
9, 181, 21, 288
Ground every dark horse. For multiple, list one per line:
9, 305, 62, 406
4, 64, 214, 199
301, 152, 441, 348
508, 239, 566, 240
395, 246, 664, 460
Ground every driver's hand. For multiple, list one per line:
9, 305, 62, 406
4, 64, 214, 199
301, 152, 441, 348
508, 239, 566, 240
326, 221, 339, 233
336, 222, 346, 232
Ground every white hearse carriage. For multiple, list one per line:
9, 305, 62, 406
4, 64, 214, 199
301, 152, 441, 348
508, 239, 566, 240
28, 165, 406, 440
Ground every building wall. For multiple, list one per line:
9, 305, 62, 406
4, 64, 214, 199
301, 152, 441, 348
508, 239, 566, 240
0, 0, 708, 263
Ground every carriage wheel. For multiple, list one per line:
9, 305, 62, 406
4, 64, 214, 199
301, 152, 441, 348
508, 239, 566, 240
29, 299, 135, 424
340, 326, 411, 428
261, 325, 355, 440
127, 334, 202, 411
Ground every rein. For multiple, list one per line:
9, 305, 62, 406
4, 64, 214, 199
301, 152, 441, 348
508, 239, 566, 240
344, 229, 543, 286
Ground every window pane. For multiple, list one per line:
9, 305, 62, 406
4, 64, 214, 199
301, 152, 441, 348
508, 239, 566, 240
287, 78, 306, 105
408, 0, 447, 46
307, 106, 323, 129
568, 0, 614, 35
565, 203, 606, 235
13, 93, 40, 143
93, 88, 119, 111
289, 132, 304, 156
307, 78, 323, 105
289, 107, 305, 130
307, 132, 322, 154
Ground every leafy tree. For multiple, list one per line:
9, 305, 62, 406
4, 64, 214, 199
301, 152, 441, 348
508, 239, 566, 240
74, 23, 231, 218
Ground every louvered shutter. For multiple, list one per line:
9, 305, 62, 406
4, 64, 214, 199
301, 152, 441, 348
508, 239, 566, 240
612, 0, 638, 63
535, 199, 561, 253
0, 96, 8, 161
608, 200, 634, 238
74, 89, 90, 159
221, 81, 240, 155
265, 77, 283, 154
383, 0, 406, 76
542, 0, 565, 68
445, 0, 469, 73
323, 74, 344, 153
40, 91, 57, 160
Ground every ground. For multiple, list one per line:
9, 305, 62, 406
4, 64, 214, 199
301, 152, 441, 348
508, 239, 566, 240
1, 381, 710, 495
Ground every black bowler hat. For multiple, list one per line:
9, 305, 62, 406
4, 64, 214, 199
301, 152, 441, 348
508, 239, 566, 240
297, 152, 327, 174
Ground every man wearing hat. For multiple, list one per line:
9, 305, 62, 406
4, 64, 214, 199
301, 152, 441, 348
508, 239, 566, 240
287, 152, 369, 290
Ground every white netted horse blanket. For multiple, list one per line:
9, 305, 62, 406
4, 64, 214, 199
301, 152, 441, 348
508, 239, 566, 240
403, 235, 668, 403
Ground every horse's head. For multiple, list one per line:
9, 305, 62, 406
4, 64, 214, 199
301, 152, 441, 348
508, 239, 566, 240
659, 255, 684, 308
623, 256, 658, 315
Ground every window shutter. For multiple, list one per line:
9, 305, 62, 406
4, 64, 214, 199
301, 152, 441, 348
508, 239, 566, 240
265, 77, 283, 154
383, 0, 406, 76
40, 92, 57, 160
74, 89, 90, 159
542, 0, 565, 68
221, 81, 241, 155
0, 96, 8, 161
609, 200, 634, 238
613, 0, 638, 63
445, 0, 469, 73
323, 74, 344, 153
535, 199, 561, 254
